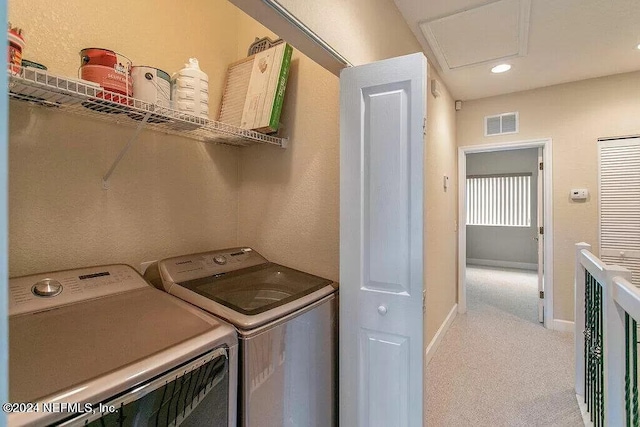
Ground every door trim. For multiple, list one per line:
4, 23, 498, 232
457, 138, 554, 329
1, 2, 8, 420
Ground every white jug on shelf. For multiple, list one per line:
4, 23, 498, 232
171, 58, 209, 119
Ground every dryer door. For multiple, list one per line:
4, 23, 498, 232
180, 263, 333, 316
60, 347, 229, 427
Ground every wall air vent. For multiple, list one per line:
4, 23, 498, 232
485, 112, 519, 136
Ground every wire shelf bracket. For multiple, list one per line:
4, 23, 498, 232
102, 111, 152, 190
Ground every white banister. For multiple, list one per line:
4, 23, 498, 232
613, 277, 640, 322
604, 265, 633, 426
575, 242, 636, 426
575, 242, 591, 396
579, 248, 607, 285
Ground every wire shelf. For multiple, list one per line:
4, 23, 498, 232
8, 66, 288, 148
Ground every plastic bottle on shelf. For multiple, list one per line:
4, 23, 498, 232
171, 58, 209, 119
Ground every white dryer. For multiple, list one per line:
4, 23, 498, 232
8, 264, 237, 426
145, 247, 338, 427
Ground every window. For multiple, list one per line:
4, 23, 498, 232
466, 174, 531, 226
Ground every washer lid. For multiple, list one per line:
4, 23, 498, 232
9, 287, 234, 403
178, 263, 333, 316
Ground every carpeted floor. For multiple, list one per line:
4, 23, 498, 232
425, 266, 583, 426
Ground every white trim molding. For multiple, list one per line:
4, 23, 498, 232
576, 394, 592, 427
458, 138, 554, 329
467, 259, 537, 271
425, 304, 458, 367
552, 319, 575, 333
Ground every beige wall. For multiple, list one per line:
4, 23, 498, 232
276, 0, 423, 65
9, 104, 240, 276
457, 70, 640, 321
8, 0, 344, 281
234, 1, 459, 342
425, 66, 458, 343
235, 15, 340, 281
9, 0, 459, 346
9, 0, 241, 115
8, 0, 244, 276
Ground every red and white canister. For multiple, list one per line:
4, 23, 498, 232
80, 48, 132, 101
8, 27, 25, 74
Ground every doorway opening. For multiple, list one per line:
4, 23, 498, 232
457, 139, 554, 329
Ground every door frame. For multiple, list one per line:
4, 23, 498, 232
1, 0, 9, 419
457, 138, 554, 329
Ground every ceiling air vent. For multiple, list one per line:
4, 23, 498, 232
485, 112, 519, 136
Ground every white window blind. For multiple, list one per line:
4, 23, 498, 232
466, 174, 531, 226
599, 138, 640, 286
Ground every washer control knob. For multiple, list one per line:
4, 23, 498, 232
32, 279, 63, 297
213, 256, 227, 265
377, 305, 388, 316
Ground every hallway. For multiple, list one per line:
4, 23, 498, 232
425, 266, 582, 426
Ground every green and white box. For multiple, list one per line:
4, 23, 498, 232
219, 43, 293, 134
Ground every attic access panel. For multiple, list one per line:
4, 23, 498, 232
419, 0, 531, 72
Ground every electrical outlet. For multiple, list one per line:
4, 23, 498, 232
139, 260, 157, 275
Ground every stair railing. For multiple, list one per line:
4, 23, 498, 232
575, 242, 638, 426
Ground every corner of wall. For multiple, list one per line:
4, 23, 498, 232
424, 63, 459, 344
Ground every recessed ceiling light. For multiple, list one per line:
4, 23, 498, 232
636, 43, 640, 50
491, 64, 512, 73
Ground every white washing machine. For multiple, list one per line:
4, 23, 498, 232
145, 247, 337, 427
8, 264, 238, 427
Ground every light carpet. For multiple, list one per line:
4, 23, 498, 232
425, 266, 583, 426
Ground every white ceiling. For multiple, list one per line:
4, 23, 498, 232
393, 0, 640, 100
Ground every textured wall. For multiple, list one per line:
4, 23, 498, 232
235, 15, 340, 281
425, 66, 458, 344
457, 70, 640, 322
9, 0, 459, 347
8, 103, 240, 276
233, 3, 459, 343
9, 0, 241, 115
275, 0, 423, 65
466, 149, 539, 266
7, 0, 245, 275
271, 0, 459, 347
266, 0, 458, 345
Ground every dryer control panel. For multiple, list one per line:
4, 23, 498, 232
9, 264, 148, 316
157, 247, 267, 285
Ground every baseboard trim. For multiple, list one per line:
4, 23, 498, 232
467, 258, 537, 271
576, 394, 592, 426
552, 319, 575, 333
425, 304, 457, 367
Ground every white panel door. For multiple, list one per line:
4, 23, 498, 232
340, 53, 426, 427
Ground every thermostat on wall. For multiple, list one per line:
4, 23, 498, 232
571, 189, 588, 200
